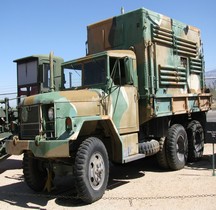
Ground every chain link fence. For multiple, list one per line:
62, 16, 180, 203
1, 190, 216, 206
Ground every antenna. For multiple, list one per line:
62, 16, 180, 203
121, 7, 125, 14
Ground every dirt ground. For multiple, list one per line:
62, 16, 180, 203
0, 143, 216, 210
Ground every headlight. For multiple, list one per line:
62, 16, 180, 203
48, 107, 54, 121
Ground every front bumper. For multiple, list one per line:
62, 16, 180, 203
6, 137, 70, 158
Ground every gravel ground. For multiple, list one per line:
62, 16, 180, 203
0, 143, 216, 210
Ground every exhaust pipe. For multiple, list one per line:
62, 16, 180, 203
49, 51, 54, 92
121, 7, 125, 14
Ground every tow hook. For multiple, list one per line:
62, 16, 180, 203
35, 135, 44, 146
12, 135, 19, 146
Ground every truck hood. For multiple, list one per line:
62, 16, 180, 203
22, 89, 103, 105
58, 89, 102, 102
22, 89, 104, 117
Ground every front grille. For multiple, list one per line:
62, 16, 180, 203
20, 123, 40, 139
21, 105, 39, 123
20, 105, 40, 139
20, 104, 55, 140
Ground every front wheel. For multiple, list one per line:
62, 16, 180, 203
23, 151, 47, 191
166, 124, 188, 170
74, 137, 109, 204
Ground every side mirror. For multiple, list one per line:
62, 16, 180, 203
38, 64, 44, 83
124, 57, 134, 85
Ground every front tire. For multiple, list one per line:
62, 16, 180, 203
166, 124, 188, 170
23, 151, 47, 191
74, 137, 109, 204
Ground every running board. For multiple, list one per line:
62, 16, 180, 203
123, 154, 146, 163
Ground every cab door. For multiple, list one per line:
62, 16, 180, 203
108, 57, 139, 134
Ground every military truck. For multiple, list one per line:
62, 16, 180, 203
15, 54, 64, 103
0, 54, 63, 160
6, 8, 211, 203
0, 98, 17, 160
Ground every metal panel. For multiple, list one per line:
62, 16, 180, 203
206, 122, 216, 143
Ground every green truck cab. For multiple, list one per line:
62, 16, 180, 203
6, 8, 211, 203
15, 54, 64, 102
0, 54, 63, 161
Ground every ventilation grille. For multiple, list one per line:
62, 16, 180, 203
189, 58, 202, 74
152, 25, 198, 57
159, 65, 187, 86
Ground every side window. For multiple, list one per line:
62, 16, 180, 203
63, 64, 82, 89
110, 58, 126, 86
43, 63, 50, 88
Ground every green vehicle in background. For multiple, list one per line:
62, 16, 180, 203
0, 54, 63, 160
6, 8, 211, 203
0, 98, 17, 161
15, 54, 64, 102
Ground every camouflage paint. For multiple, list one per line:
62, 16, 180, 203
87, 8, 211, 123
6, 8, 211, 163
6, 82, 138, 160
107, 86, 139, 134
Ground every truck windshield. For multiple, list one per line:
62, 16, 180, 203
17, 60, 39, 99
64, 57, 106, 89
17, 60, 38, 86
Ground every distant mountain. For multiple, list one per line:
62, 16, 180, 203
205, 69, 216, 77
205, 69, 216, 88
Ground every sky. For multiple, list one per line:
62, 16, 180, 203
0, 0, 216, 105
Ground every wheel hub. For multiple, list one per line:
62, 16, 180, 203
176, 135, 185, 162
89, 152, 105, 190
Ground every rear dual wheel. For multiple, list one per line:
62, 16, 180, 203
157, 121, 204, 170
156, 138, 169, 169
157, 124, 188, 170
187, 120, 204, 162
166, 124, 188, 170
